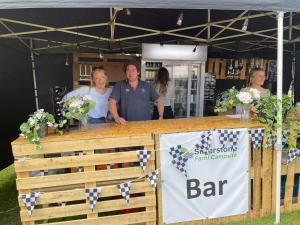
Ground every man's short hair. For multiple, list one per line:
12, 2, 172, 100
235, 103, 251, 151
123, 61, 140, 73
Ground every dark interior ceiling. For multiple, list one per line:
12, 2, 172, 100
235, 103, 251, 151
0, 8, 299, 55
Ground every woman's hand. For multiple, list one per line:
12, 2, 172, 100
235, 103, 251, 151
114, 116, 127, 125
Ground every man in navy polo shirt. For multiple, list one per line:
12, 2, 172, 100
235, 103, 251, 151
109, 61, 164, 125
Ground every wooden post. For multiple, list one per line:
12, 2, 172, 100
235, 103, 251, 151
261, 149, 273, 216
144, 144, 156, 225
18, 171, 34, 225
253, 149, 262, 218
84, 149, 97, 219
154, 135, 163, 225
220, 59, 227, 79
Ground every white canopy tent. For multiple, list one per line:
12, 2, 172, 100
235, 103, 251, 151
0, 0, 300, 12
0, 2, 290, 224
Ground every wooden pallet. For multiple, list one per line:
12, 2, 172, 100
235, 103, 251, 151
12, 118, 299, 225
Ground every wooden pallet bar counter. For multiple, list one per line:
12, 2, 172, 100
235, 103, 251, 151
12, 117, 300, 225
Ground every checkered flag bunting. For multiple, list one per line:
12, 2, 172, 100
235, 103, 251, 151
169, 145, 183, 159
85, 187, 101, 210
117, 182, 131, 204
287, 148, 300, 164
146, 170, 159, 192
249, 128, 265, 150
20, 192, 41, 216
171, 154, 188, 177
218, 129, 240, 147
136, 150, 151, 172
270, 131, 290, 147
197, 131, 212, 155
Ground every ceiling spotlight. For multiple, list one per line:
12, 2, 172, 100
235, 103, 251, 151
65, 54, 69, 66
47, 40, 51, 49
76, 42, 80, 51
242, 18, 249, 31
177, 11, 183, 26
98, 49, 103, 59
125, 8, 131, 16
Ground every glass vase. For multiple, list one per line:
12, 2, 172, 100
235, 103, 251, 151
241, 104, 250, 120
78, 115, 88, 131
37, 123, 48, 137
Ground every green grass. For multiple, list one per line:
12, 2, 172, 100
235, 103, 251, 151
0, 165, 299, 225
222, 210, 300, 225
0, 165, 21, 225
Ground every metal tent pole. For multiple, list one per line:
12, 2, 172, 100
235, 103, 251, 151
275, 10, 284, 225
30, 39, 39, 110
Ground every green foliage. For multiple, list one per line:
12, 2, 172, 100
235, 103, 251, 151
214, 86, 239, 113
253, 95, 300, 150
19, 109, 57, 148
62, 96, 96, 120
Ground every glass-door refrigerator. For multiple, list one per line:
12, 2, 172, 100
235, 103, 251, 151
141, 61, 205, 118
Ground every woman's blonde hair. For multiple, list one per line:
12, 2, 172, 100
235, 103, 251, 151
90, 66, 109, 87
246, 68, 265, 87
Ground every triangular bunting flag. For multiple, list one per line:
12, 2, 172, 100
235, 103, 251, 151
197, 131, 212, 155
250, 128, 265, 150
85, 187, 101, 210
169, 145, 189, 177
287, 148, 300, 164
169, 145, 183, 159
270, 130, 290, 146
171, 154, 188, 177
20, 192, 40, 216
146, 170, 159, 192
136, 150, 151, 172
117, 182, 131, 204
218, 129, 240, 147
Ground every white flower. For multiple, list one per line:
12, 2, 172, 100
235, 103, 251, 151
69, 99, 83, 108
35, 113, 43, 120
28, 117, 36, 126
47, 122, 53, 127
83, 95, 93, 101
31, 137, 40, 142
249, 88, 260, 100
20, 133, 25, 137
236, 91, 253, 104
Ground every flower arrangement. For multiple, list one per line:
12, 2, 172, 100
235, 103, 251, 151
236, 88, 261, 119
236, 88, 260, 104
214, 87, 260, 114
61, 96, 95, 130
214, 87, 239, 113
19, 109, 57, 148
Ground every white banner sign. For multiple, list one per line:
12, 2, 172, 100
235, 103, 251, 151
160, 128, 249, 224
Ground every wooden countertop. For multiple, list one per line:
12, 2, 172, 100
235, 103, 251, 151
12, 116, 261, 145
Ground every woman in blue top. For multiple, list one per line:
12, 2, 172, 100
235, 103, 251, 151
64, 66, 112, 124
